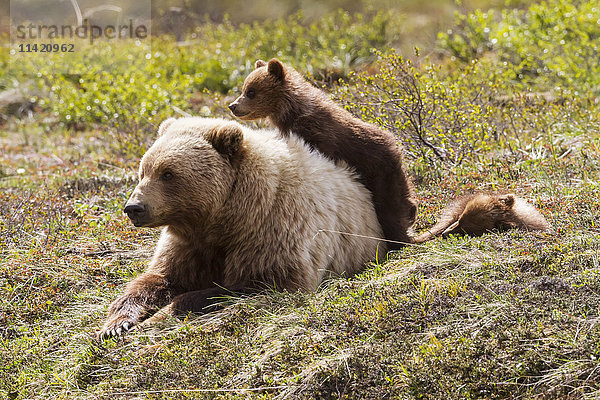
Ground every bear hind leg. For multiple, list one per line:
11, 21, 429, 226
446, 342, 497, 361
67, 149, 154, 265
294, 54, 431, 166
372, 193, 416, 250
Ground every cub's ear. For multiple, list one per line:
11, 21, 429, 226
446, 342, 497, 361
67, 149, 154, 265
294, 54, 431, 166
498, 194, 515, 208
267, 58, 285, 81
158, 118, 176, 137
207, 123, 244, 159
255, 59, 267, 68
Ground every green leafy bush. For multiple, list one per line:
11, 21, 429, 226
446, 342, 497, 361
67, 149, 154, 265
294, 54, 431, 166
438, 0, 600, 95
335, 51, 504, 168
5, 11, 399, 158
335, 49, 598, 173
188, 10, 397, 83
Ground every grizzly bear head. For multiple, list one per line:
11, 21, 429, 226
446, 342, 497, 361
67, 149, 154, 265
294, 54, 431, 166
228, 58, 286, 120
124, 118, 243, 229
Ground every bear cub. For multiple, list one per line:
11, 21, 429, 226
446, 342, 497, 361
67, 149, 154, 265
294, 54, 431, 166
229, 58, 417, 249
414, 193, 551, 243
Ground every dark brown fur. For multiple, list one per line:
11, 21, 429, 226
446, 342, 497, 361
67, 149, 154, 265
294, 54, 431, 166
229, 59, 417, 249
414, 193, 550, 243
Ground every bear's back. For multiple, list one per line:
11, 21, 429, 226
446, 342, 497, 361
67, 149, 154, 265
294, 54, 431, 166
223, 127, 385, 290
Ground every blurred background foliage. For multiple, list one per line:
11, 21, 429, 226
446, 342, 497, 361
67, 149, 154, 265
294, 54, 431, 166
1, 0, 598, 167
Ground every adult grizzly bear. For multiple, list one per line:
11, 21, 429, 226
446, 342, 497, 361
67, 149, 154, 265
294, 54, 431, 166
228, 58, 417, 250
99, 117, 384, 338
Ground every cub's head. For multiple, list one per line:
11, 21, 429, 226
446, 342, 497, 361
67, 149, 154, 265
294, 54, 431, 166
228, 58, 286, 120
443, 194, 516, 237
124, 117, 243, 229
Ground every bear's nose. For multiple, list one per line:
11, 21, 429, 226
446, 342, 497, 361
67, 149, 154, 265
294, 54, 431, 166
124, 203, 146, 218
228, 103, 237, 113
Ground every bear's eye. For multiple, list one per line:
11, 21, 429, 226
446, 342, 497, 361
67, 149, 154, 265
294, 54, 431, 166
161, 171, 174, 181
246, 88, 256, 99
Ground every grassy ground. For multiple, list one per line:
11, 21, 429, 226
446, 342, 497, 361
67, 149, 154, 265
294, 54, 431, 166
2, 97, 600, 400
2, 124, 599, 399
2, 1, 600, 399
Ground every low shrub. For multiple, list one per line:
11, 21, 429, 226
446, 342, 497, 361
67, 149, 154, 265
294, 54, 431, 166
438, 0, 600, 95
3, 11, 399, 158
335, 49, 599, 174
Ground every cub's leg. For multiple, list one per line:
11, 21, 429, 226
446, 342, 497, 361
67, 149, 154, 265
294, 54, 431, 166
372, 173, 416, 250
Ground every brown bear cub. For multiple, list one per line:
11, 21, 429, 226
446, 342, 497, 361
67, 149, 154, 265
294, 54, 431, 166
229, 58, 417, 250
414, 193, 550, 243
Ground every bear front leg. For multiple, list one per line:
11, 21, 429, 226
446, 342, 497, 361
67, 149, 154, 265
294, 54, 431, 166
98, 272, 177, 339
144, 286, 256, 322
171, 286, 255, 315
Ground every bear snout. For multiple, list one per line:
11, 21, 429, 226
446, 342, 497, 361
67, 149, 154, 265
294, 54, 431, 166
228, 100, 249, 118
124, 203, 147, 226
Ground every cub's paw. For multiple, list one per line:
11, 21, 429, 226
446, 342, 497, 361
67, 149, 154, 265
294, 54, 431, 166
97, 315, 136, 340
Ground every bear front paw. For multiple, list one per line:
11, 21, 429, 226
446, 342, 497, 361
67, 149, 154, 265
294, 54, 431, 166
98, 315, 137, 340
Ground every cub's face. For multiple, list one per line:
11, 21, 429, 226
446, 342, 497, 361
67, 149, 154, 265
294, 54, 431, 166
123, 119, 243, 229
228, 59, 285, 120
444, 194, 516, 236
453, 205, 498, 236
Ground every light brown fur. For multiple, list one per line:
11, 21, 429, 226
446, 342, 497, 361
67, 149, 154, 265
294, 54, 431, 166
414, 193, 550, 243
99, 117, 384, 338
229, 59, 416, 250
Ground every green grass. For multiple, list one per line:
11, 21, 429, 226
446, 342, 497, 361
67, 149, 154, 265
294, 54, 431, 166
2, 1, 600, 398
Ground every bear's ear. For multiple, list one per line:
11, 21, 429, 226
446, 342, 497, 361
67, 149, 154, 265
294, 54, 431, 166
207, 123, 243, 159
255, 59, 267, 68
158, 118, 176, 137
267, 58, 285, 81
498, 194, 515, 208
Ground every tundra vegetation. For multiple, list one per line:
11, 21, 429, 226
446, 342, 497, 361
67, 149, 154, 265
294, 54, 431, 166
1, 0, 600, 398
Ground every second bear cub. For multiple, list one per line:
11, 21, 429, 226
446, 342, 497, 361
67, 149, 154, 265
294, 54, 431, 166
229, 58, 417, 249
414, 193, 550, 243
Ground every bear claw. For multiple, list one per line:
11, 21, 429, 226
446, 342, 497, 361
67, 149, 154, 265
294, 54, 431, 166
98, 318, 136, 340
